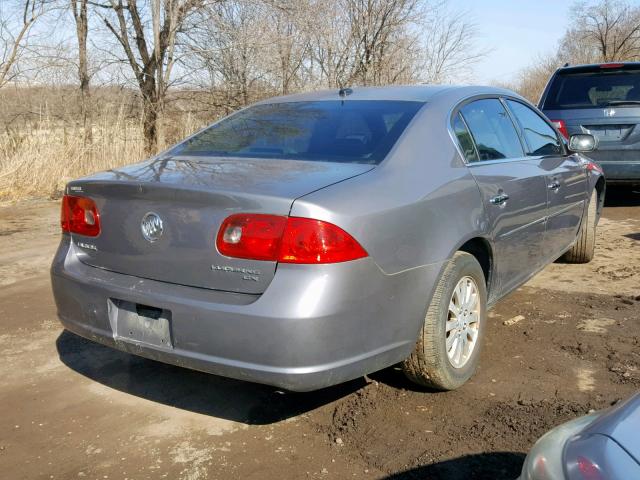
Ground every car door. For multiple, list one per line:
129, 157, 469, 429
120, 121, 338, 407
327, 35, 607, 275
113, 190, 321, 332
455, 98, 548, 297
505, 99, 588, 261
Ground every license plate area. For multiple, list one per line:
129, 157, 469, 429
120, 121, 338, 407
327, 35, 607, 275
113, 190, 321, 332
108, 299, 173, 349
584, 124, 634, 141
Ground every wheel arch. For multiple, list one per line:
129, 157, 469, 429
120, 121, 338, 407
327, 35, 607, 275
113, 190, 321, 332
456, 236, 495, 302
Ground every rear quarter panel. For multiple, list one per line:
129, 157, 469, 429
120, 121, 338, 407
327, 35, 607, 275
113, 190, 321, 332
290, 91, 491, 276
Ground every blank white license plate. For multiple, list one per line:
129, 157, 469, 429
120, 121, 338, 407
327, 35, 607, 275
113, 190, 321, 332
109, 299, 173, 349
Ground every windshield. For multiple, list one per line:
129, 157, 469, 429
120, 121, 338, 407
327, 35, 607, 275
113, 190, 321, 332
171, 100, 423, 164
543, 70, 640, 109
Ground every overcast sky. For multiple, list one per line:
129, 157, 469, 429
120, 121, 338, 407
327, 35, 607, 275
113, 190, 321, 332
452, 0, 573, 84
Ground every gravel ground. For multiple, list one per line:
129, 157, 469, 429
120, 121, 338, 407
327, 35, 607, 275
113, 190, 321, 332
0, 187, 638, 480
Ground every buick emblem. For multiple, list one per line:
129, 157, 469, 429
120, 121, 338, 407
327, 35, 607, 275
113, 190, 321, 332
604, 107, 616, 117
141, 212, 164, 243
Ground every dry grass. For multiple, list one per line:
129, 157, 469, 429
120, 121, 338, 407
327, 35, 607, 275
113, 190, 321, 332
0, 106, 202, 201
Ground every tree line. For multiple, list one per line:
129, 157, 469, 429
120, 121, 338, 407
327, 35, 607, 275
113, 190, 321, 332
0, 0, 482, 154
510, 0, 640, 102
3, 0, 640, 157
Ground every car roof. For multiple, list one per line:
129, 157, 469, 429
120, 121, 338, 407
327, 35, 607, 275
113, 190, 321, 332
556, 62, 640, 75
256, 85, 523, 104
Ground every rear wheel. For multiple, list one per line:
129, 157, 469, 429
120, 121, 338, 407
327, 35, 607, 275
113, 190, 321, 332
402, 251, 487, 390
561, 190, 597, 264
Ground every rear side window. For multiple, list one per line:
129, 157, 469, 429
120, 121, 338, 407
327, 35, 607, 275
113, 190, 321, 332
506, 100, 563, 156
171, 100, 423, 164
460, 99, 524, 161
543, 70, 640, 109
452, 113, 478, 162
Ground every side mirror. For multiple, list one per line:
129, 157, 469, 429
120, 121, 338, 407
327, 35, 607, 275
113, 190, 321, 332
569, 134, 597, 153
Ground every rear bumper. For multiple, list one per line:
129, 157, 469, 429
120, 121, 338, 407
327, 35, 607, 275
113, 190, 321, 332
599, 161, 640, 183
586, 151, 640, 183
51, 236, 441, 391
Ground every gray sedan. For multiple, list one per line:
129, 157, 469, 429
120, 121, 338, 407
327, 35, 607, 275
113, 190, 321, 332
520, 393, 640, 479
51, 85, 604, 391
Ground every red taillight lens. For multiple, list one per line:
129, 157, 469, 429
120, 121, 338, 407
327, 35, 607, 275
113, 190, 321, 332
586, 161, 603, 173
576, 456, 604, 480
61, 195, 100, 237
280, 217, 368, 264
551, 119, 569, 139
216, 214, 368, 264
216, 214, 287, 261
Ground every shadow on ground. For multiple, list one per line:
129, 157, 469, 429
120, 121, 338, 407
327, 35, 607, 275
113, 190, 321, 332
368, 364, 441, 393
604, 185, 640, 207
56, 329, 366, 425
383, 452, 525, 480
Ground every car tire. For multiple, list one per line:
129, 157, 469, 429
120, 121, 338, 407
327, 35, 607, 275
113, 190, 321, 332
561, 190, 597, 264
402, 251, 487, 391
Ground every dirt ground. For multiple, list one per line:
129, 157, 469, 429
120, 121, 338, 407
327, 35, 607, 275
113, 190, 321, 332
0, 188, 639, 480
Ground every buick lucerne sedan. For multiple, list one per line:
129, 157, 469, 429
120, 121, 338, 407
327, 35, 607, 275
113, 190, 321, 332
51, 86, 605, 392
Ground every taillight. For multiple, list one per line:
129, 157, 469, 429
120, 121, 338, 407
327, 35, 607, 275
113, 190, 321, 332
279, 217, 368, 263
586, 161, 603, 173
216, 214, 287, 261
551, 119, 569, 139
576, 456, 604, 480
61, 195, 100, 237
216, 214, 368, 264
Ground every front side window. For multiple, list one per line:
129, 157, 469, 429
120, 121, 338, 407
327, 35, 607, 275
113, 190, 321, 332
506, 100, 563, 156
171, 100, 423, 165
460, 99, 524, 161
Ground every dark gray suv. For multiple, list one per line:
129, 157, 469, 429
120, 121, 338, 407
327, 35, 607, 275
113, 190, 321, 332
540, 62, 640, 184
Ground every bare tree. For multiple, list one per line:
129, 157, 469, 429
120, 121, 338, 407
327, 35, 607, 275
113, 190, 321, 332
510, 0, 640, 103
506, 54, 561, 102
184, 1, 271, 111
96, 0, 207, 154
70, 0, 91, 143
308, 0, 353, 88
0, 0, 47, 88
307, 0, 425, 88
309, 0, 482, 88
421, 4, 484, 83
561, 0, 640, 63
267, 1, 310, 95
345, 0, 421, 86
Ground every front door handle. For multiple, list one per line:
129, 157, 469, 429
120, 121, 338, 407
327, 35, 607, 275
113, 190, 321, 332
489, 193, 510, 205
548, 180, 561, 191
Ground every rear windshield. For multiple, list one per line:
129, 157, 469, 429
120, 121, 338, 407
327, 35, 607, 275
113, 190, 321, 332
171, 100, 423, 164
543, 70, 640, 109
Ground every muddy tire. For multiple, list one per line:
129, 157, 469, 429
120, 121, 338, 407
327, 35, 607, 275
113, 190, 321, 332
561, 190, 597, 264
402, 251, 487, 391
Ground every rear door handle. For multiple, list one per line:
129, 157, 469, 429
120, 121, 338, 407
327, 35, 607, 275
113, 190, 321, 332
489, 193, 510, 205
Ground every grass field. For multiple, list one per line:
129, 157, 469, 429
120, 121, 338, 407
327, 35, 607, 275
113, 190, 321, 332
0, 106, 203, 201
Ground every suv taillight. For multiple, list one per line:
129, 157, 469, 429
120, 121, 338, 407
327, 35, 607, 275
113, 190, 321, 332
61, 195, 100, 237
551, 119, 569, 139
216, 214, 368, 264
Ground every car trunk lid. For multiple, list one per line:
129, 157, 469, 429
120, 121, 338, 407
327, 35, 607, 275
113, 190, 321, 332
66, 156, 373, 294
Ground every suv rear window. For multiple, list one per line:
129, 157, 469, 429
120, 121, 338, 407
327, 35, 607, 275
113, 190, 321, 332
172, 100, 423, 164
543, 70, 640, 109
